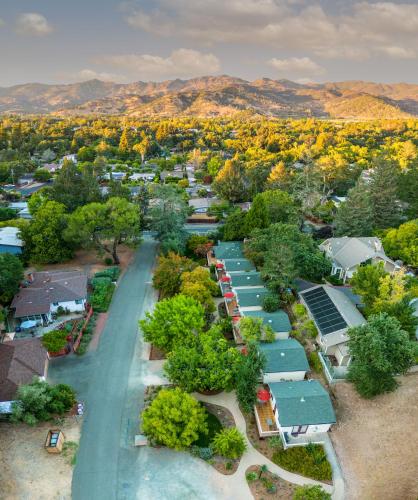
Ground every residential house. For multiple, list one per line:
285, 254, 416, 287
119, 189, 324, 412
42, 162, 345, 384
223, 259, 256, 274
299, 284, 365, 382
11, 271, 88, 327
59, 154, 77, 164
160, 170, 184, 182
8, 201, 32, 220
129, 172, 155, 182
207, 241, 244, 265
188, 197, 218, 214
0, 227, 23, 255
0, 338, 48, 402
42, 163, 61, 173
241, 310, 292, 340
234, 287, 268, 312
259, 339, 309, 383
103, 172, 125, 181
319, 236, 399, 283
254, 380, 336, 446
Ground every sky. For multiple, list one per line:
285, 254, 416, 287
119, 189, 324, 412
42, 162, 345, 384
1, 0, 418, 86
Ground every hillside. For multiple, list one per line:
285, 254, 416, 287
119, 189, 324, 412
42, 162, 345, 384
0, 76, 417, 119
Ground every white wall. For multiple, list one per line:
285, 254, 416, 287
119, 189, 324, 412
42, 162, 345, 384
263, 370, 306, 383
274, 331, 290, 340
50, 299, 86, 313
281, 423, 332, 435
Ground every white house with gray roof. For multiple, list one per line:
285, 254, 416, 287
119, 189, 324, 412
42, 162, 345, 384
319, 236, 399, 283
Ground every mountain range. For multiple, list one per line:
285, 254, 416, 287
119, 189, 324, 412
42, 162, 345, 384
1, 75, 418, 119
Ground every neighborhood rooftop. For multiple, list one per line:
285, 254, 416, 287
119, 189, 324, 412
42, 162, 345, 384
230, 271, 263, 288
242, 309, 292, 333
259, 339, 309, 374
223, 258, 255, 273
235, 287, 268, 308
269, 380, 336, 427
213, 241, 244, 259
0, 226, 24, 248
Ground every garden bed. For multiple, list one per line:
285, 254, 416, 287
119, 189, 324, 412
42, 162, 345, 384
149, 344, 166, 360
246, 465, 297, 499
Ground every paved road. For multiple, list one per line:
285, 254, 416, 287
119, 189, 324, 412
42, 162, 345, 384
49, 237, 228, 500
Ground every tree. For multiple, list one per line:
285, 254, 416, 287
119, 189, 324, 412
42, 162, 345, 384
382, 298, 418, 340
0, 253, 23, 303
398, 166, 418, 219
222, 209, 247, 241
293, 485, 331, 500
211, 427, 247, 459
350, 262, 388, 312
236, 342, 266, 413
106, 180, 131, 200
65, 197, 140, 264
41, 330, 68, 353
139, 294, 205, 352
245, 194, 269, 234
0, 207, 17, 222
260, 189, 299, 226
383, 220, 418, 267
334, 180, 373, 236
27, 201, 73, 264
118, 128, 130, 152
213, 158, 248, 202
164, 327, 241, 392
33, 169, 52, 182
141, 388, 208, 450
347, 313, 415, 398
238, 316, 275, 343
267, 162, 292, 191
133, 136, 151, 162
153, 252, 197, 298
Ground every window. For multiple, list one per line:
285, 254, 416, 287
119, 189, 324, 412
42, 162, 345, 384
75, 299, 83, 305
52, 302, 59, 306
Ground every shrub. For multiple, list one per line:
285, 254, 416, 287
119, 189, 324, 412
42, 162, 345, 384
94, 266, 120, 281
211, 427, 247, 459
268, 435, 284, 450
293, 303, 307, 319
293, 484, 331, 500
309, 351, 323, 373
194, 410, 223, 447
104, 257, 113, 266
303, 320, 318, 339
41, 330, 68, 352
90, 279, 115, 312
246, 471, 258, 482
272, 444, 332, 481
262, 293, 280, 312
190, 446, 214, 461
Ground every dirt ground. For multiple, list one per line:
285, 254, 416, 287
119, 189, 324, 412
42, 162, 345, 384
246, 465, 296, 499
0, 416, 81, 500
29, 245, 135, 277
331, 375, 418, 500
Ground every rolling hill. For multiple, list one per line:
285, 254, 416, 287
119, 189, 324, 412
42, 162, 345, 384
0, 76, 417, 119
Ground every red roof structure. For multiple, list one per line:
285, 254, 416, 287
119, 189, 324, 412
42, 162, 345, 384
257, 389, 270, 402
224, 292, 235, 299
221, 276, 231, 282
215, 263, 224, 269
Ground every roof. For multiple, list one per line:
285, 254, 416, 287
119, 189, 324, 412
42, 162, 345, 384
213, 241, 244, 259
188, 198, 218, 209
259, 339, 309, 373
0, 227, 23, 247
300, 285, 365, 336
242, 309, 292, 333
223, 258, 255, 273
235, 287, 268, 308
269, 380, 336, 427
319, 237, 395, 270
0, 338, 48, 402
11, 270, 87, 318
230, 271, 263, 288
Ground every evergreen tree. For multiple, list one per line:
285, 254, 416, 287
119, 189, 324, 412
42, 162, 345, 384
334, 180, 373, 236
245, 193, 269, 234
370, 158, 402, 229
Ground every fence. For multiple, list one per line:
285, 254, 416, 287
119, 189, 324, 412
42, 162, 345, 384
73, 306, 93, 352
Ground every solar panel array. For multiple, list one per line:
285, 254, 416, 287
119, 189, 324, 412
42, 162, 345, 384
302, 287, 347, 335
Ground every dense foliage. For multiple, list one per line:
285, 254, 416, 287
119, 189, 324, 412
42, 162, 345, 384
211, 427, 247, 459
0, 252, 23, 303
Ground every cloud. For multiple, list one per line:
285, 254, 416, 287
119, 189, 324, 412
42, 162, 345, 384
97, 48, 221, 80
123, 1, 418, 61
268, 57, 325, 76
62, 69, 127, 83
16, 13, 53, 36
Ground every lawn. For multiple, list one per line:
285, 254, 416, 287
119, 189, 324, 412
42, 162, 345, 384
194, 410, 223, 447
272, 443, 332, 482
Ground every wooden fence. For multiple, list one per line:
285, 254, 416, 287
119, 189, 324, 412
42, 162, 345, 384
73, 306, 94, 352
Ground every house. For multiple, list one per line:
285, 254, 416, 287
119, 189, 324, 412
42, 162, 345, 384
223, 258, 256, 274
60, 154, 77, 165
42, 163, 61, 173
234, 287, 268, 312
319, 236, 399, 283
0, 227, 23, 254
299, 284, 365, 382
8, 201, 32, 220
103, 172, 125, 181
188, 198, 218, 214
208, 241, 244, 264
129, 172, 155, 182
0, 338, 48, 402
230, 271, 263, 289
241, 310, 292, 340
259, 339, 309, 382
160, 170, 184, 182
254, 380, 336, 446
11, 271, 87, 327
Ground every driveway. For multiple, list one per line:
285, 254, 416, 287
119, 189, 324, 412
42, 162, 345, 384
49, 237, 231, 500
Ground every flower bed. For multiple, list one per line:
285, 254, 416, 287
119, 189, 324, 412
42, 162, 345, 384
246, 465, 297, 499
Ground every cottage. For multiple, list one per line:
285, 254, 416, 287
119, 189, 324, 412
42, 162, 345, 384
299, 284, 365, 382
0, 227, 23, 254
129, 172, 155, 182
234, 287, 268, 311
229, 271, 263, 289
11, 271, 87, 327
8, 202, 32, 220
255, 380, 336, 446
319, 236, 399, 283
223, 259, 256, 274
259, 339, 309, 383
0, 338, 48, 402
188, 197, 218, 214
208, 241, 244, 264
241, 310, 292, 340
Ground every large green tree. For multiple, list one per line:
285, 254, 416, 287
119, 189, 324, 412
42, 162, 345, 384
222, 209, 247, 241
153, 252, 197, 298
347, 313, 415, 398
334, 180, 373, 236
65, 197, 140, 264
350, 262, 388, 312
0, 253, 24, 303
213, 158, 248, 202
383, 219, 418, 267
236, 342, 266, 413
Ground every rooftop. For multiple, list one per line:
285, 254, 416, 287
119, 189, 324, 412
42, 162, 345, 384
260, 339, 309, 373
269, 380, 336, 427
213, 241, 244, 260
235, 287, 268, 308
242, 309, 291, 333
0, 226, 23, 247
223, 258, 255, 273
230, 271, 263, 288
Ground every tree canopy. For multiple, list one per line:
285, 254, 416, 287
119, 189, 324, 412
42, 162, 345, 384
0, 253, 24, 303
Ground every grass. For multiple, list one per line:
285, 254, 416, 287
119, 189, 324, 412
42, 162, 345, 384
272, 443, 332, 482
194, 410, 223, 447
62, 441, 78, 466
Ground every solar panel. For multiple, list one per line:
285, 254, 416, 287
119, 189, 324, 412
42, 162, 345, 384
302, 287, 347, 336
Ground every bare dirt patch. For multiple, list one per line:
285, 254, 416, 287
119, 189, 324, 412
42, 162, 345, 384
331, 375, 418, 500
149, 344, 166, 360
0, 416, 81, 500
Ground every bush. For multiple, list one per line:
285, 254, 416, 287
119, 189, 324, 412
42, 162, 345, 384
94, 266, 120, 281
262, 294, 280, 312
293, 484, 331, 500
104, 257, 113, 266
303, 320, 318, 339
211, 427, 247, 459
309, 352, 323, 373
293, 303, 307, 319
41, 330, 68, 352
246, 471, 258, 482
272, 444, 332, 481
90, 279, 115, 312
194, 411, 223, 447
190, 446, 214, 461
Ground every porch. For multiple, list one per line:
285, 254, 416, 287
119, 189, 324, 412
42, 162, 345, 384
282, 431, 328, 448
318, 351, 348, 383
254, 401, 279, 437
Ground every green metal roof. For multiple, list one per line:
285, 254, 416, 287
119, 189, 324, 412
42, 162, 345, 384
259, 339, 309, 373
213, 242, 244, 259
269, 380, 336, 427
230, 271, 263, 288
223, 258, 255, 273
243, 309, 291, 333
235, 287, 268, 307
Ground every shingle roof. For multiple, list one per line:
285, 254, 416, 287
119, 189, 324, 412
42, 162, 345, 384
213, 242, 244, 259
11, 270, 87, 318
236, 287, 268, 308
0, 338, 48, 402
260, 339, 309, 373
230, 271, 263, 288
223, 258, 255, 272
242, 309, 291, 333
269, 380, 336, 427
0, 227, 23, 247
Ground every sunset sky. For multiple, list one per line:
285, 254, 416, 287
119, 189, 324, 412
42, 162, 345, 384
1, 0, 418, 86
